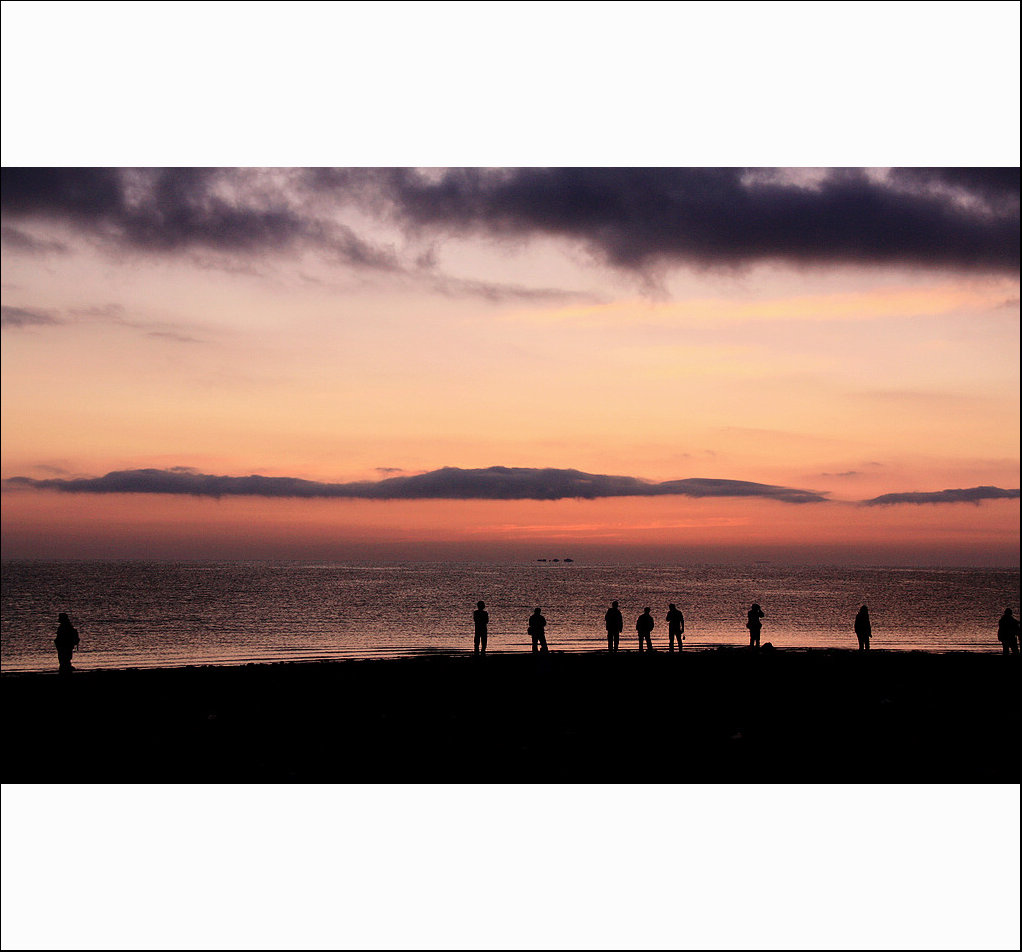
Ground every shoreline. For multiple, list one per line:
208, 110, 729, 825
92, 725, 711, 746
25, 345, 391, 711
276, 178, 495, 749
0, 642, 1008, 678
4, 649, 1017, 782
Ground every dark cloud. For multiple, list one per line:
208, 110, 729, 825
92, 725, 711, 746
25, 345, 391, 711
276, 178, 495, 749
0, 168, 399, 272
322, 167, 1020, 274
3, 167, 1017, 279
5, 465, 828, 504
862, 486, 1020, 506
1, 305, 62, 328
2, 168, 125, 223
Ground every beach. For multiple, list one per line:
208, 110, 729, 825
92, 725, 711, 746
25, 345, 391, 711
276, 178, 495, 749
3, 648, 1017, 782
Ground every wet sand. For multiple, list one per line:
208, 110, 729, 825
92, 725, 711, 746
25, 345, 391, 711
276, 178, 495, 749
3, 648, 1017, 781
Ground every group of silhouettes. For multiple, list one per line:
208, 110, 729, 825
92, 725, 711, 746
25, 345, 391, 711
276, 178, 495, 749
470, 601, 1022, 656
48, 603, 1022, 672
603, 601, 687, 653
470, 600, 768, 653
473, 600, 691, 655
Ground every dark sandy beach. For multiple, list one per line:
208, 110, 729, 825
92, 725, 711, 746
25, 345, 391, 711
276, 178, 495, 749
3, 648, 1017, 782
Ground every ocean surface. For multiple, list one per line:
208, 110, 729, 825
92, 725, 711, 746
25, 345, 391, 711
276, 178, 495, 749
1, 560, 1019, 673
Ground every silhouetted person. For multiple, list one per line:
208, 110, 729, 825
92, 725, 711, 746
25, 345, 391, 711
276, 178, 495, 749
666, 603, 685, 651
997, 608, 1019, 656
473, 600, 489, 655
746, 603, 764, 648
54, 612, 79, 675
605, 600, 623, 651
636, 607, 654, 652
529, 607, 548, 653
854, 604, 872, 651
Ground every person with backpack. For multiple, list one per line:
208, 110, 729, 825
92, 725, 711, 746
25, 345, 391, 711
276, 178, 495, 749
997, 608, 1020, 656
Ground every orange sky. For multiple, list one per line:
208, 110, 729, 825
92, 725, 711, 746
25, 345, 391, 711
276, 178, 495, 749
1, 169, 1018, 564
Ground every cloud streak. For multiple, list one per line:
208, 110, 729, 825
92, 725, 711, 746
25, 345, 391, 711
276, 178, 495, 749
1, 305, 62, 328
2, 301, 205, 342
862, 486, 1021, 506
5, 465, 828, 504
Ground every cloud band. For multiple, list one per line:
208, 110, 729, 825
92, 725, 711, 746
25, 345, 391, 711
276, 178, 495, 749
5, 465, 828, 504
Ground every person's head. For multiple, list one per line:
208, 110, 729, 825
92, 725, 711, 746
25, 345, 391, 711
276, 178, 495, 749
751, 603, 760, 610
1005, 608, 1015, 617
669, 603, 676, 610
644, 607, 651, 614
534, 607, 541, 614
58, 612, 70, 624
611, 600, 618, 608
860, 604, 869, 612
477, 601, 485, 609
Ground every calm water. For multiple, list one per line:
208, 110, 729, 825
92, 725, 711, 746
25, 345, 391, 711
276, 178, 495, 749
1, 560, 1018, 672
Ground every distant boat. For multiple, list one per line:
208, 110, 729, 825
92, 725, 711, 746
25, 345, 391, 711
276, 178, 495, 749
564, 558, 574, 563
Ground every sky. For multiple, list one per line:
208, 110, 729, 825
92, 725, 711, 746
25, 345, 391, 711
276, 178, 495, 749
1, 9, 1019, 567
3, 165, 1018, 564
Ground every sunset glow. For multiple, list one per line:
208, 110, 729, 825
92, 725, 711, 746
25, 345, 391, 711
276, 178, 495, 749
2, 168, 1018, 564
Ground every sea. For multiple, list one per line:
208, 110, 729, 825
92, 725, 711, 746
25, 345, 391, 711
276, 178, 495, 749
1, 560, 1019, 673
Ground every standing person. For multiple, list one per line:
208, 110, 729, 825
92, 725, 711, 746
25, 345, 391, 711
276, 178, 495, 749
997, 608, 1020, 656
528, 607, 548, 653
666, 603, 685, 652
605, 600, 623, 652
473, 601, 489, 655
854, 604, 872, 651
746, 603, 764, 648
636, 607, 655, 652
54, 612, 79, 675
